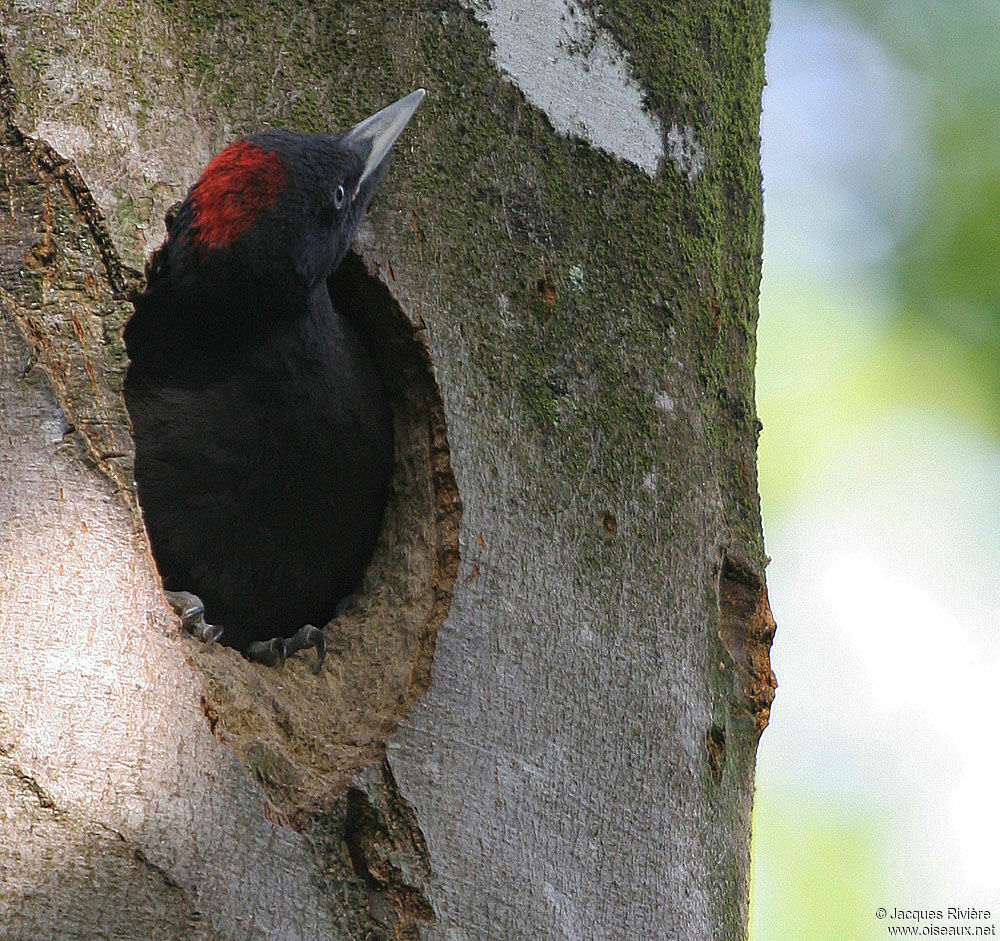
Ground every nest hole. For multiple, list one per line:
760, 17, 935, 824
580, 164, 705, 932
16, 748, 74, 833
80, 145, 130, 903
188, 250, 460, 815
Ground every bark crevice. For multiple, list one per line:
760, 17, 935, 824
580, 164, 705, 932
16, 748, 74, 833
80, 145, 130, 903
341, 758, 436, 938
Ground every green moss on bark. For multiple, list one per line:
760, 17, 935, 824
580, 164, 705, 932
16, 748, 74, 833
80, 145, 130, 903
5, 3, 770, 934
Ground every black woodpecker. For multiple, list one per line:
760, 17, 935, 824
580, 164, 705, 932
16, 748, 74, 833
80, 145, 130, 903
123, 90, 425, 670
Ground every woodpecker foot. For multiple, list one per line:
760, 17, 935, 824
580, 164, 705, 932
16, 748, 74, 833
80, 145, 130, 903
245, 625, 326, 673
245, 636, 286, 668
285, 624, 327, 673
166, 590, 223, 646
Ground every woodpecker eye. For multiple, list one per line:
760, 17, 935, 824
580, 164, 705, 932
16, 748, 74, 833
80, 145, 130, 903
333, 184, 346, 210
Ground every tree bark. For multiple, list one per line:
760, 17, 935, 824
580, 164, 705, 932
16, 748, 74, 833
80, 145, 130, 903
0, 2, 774, 939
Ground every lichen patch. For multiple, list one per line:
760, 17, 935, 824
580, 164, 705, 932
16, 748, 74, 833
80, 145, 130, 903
464, 0, 664, 175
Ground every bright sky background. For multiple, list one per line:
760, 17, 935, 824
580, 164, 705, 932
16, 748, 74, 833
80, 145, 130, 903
751, 2, 1000, 937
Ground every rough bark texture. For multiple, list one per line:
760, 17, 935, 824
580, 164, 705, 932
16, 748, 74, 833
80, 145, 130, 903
1, 2, 774, 939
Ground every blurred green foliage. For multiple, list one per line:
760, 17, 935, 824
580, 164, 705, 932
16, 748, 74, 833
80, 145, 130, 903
757, 271, 998, 516
825, 0, 1000, 434
751, 4, 1000, 938
751, 793, 890, 941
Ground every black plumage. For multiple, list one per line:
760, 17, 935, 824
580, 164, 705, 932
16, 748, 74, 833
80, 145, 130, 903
124, 91, 425, 662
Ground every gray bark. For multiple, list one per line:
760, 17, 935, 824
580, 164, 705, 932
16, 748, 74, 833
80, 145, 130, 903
0, 2, 774, 939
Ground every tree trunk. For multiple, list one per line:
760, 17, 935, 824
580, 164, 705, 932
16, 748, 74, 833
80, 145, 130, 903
0, 2, 774, 939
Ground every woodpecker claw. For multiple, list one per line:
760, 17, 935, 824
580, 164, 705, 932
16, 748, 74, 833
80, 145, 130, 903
245, 637, 287, 668
165, 589, 203, 623
166, 590, 223, 647
282, 624, 327, 674
165, 590, 324, 672
198, 623, 224, 647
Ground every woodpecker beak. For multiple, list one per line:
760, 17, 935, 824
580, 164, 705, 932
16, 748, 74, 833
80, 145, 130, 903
345, 89, 426, 201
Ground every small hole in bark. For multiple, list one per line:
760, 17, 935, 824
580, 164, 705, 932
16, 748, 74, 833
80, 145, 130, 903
706, 723, 726, 777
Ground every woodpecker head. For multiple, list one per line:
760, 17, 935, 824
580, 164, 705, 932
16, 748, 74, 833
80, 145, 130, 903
150, 89, 425, 304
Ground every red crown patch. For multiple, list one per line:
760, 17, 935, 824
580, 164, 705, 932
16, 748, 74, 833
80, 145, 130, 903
189, 141, 288, 250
